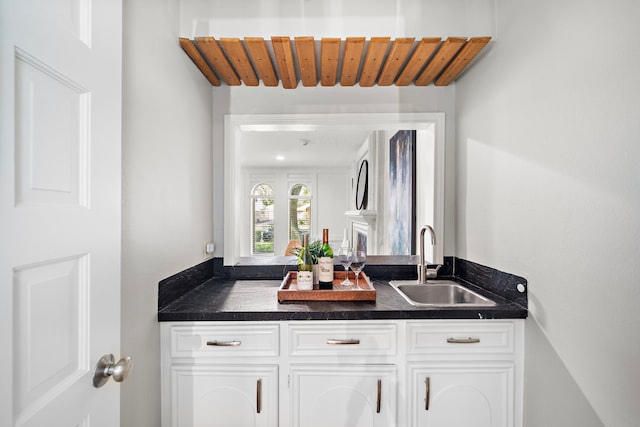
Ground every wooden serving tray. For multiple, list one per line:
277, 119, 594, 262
278, 271, 376, 302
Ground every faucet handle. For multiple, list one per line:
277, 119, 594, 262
425, 264, 442, 279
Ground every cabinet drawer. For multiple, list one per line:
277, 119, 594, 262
170, 323, 279, 358
288, 322, 397, 357
407, 321, 514, 355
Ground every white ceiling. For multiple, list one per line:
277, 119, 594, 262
236, 129, 372, 168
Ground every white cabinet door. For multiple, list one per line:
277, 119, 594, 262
410, 364, 514, 427
290, 365, 396, 427
171, 365, 278, 427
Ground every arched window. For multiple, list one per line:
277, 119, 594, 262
289, 183, 311, 241
251, 183, 274, 254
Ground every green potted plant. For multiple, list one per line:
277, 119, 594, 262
293, 239, 322, 263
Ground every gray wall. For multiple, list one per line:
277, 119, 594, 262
121, 0, 213, 425
454, 0, 640, 425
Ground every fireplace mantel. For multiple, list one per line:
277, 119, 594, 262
345, 210, 377, 227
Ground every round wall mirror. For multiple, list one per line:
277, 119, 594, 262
355, 159, 369, 210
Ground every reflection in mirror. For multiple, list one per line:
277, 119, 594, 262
355, 159, 368, 210
224, 113, 444, 266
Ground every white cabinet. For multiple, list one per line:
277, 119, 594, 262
286, 322, 398, 427
405, 321, 522, 427
161, 323, 280, 427
171, 365, 278, 427
291, 365, 396, 427
161, 319, 523, 427
409, 364, 512, 427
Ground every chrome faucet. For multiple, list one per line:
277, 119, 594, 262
417, 225, 441, 284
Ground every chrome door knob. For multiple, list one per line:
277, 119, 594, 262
92, 354, 133, 388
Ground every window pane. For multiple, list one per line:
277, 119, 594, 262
289, 184, 310, 241
252, 184, 274, 254
290, 184, 309, 197
253, 184, 273, 196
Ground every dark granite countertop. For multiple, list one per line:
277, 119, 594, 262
157, 276, 527, 322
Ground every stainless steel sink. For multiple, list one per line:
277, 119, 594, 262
389, 280, 496, 307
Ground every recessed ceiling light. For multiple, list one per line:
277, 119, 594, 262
276, 155, 285, 161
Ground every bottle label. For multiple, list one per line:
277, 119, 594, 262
297, 271, 313, 290
318, 257, 334, 283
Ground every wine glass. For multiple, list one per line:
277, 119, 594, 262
350, 250, 366, 287
337, 247, 353, 287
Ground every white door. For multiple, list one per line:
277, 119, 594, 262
0, 0, 123, 426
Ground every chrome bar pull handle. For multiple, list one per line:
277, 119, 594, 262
256, 378, 262, 413
206, 340, 241, 346
326, 338, 360, 345
446, 337, 480, 344
376, 379, 382, 413
425, 377, 431, 410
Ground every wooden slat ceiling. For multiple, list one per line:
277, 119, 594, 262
179, 36, 490, 89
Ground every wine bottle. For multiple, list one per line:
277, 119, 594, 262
297, 234, 314, 290
318, 228, 334, 289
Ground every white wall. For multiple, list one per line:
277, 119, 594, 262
455, 0, 640, 425
179, 0, 496, 39
121, 0, 213, 425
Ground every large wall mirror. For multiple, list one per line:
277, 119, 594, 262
224, 113, 445, 266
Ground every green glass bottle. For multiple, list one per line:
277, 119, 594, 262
297, 234, 314, 290
318, 228, 334, 289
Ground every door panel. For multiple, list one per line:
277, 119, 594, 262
0, 0, 122, 426
13, 255, 89, 414
172, 365, 279, 427
15, 50, 89, 207
290, 365, 397, 427
410, 364, 513, 427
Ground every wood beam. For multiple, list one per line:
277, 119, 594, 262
395, 37, 441, 86
294, 36, 317, 86
271, 36, 298, 89
320, 38, 341, 86
377, 38, 415, 86
244, 37, 278, 86
194, 37, 240, 86
340, 37, 365, 86
359, 37, 391, 87
415, 37, 466, 86
178, 38, 220, 86
435, 37, 491, 86
219, 37, 259, 86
